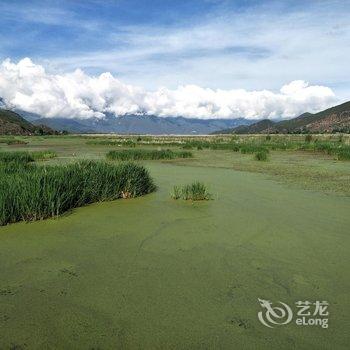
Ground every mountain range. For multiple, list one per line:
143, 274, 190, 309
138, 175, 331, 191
27, 113, 255, 135
1, 100, 349, 135
214, 101, 350, 134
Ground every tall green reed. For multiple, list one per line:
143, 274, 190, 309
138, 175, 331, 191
106, 149, 193, 161
0, 160, 155, 225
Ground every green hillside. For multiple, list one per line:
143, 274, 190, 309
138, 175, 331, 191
214, 119, 275, 134
215, 101, 350, 134
276, 101, 350, 133
0, 109, 57, 135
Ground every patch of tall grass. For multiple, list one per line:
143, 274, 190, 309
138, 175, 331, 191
0, 150, 56, 163
240, 144, 269, 154
87, 139, 136, 147
182, 140, 240, 151
171, 182, 212, 201
171, 186, 182, 200
183, 138, 350, 161
0, 161, 155, 225
0, 138, 28, 145
305, 134, 313, 143
106, 149, 193, 161
0, 160, 33, 174
298, 142, 350, 160
336, 148, 350, 160
0, 151, 34, 163
31, 150, 57, 161
254, 150, 269, 161
86, 138, 182, 147
89, 136, 350, 161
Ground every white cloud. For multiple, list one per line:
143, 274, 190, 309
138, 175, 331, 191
0, 58, 336, 120
45, 1, 350, 97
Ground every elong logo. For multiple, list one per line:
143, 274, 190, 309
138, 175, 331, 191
257, 299, 329, 329
258, 299, 293, 328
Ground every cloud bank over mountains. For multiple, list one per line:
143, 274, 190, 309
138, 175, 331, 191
0, 58, 336, 120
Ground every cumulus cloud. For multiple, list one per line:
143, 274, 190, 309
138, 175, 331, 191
0, 58, 336, 120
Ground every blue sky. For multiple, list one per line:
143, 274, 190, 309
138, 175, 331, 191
0, 0, 348, 119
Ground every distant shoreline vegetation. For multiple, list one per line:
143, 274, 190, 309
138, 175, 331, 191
181, 138, 350, 160
83, 135, 350, 161
106, 149, 193, 161
0, 152, 155, 225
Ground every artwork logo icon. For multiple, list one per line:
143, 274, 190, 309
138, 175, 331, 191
257, 298, 293, 328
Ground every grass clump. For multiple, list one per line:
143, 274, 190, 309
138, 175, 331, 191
171, 182, 212, 201
240, 144, 269, 154
171, 186, 182, 200
107, 149, 193, 161
305, 134, 313, 143
298, 142, 350, 160
336, 148, 350, 160
0, 151, 34, 163
86, 139, 121, 146
0, 138, 28, 145
86, 139, 136, 147
0, 150, 57, 163
31, 150, 57, 161
254, 150, 269, 161
0, 160, 155, 226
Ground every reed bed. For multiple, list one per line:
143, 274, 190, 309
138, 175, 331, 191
336, 148, 350, 160
298, 142, 350, 160
87, 139, 137, 147
87, 139, 183, 147
106, 149, 193, 161
31, 150, 57, 160
0, 160, 155, 225
254, 150, 269, 161
239, 144, 269, 154
0, 151, 34, 163
0, 138, 28, 145
84, 135, 350, 160
171, 182, 212, 201
0, 150, 57, 163
181, 139, 350, 160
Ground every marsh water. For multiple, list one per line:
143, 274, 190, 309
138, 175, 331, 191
0, 162, 349, 349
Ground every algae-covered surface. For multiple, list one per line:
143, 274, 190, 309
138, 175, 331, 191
0, 159, 349, 349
